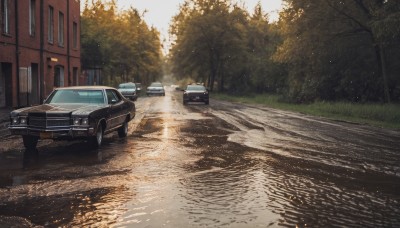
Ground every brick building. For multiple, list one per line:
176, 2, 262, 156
0, 0, 81, 108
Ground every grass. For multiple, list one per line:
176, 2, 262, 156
213, 93, 400, 130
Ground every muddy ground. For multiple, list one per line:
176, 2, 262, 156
0, 87, 399, 227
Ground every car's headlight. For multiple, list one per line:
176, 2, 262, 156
12, 116, 27, 125
12, 117, 20, 125
73, 117, 89, 126
73, 118, 80, 125
82, 118, 89, 125
20, 117, 27, 124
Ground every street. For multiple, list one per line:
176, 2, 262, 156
0, 87, 399, 227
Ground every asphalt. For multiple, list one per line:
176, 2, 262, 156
0, 107, 11, 138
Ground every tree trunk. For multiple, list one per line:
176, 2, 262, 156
375, 43, 391, 103
218, 62, 225, 92
208, 51, 217, 91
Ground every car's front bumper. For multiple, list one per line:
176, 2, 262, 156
147, 90, 165, 95
9, 126, 96, 139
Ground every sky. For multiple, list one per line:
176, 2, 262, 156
116, 0, 283, 38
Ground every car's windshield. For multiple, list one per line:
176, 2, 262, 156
150, 83, 163, 87
118, 83, 136, 89
187, 85, 206, 91
46, 89, 105, 104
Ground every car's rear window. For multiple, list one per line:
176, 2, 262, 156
47, 90, 105, 104
150, 83, 163, 87
119, 83, 136, 89
187, 85, 205, 91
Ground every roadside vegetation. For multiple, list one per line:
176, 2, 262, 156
213, 93, 400, 130
81, 1, 163, 87
169, 0, 400, 104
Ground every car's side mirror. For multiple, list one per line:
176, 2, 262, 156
110, 99, 117, 104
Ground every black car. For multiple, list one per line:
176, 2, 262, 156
9, 86, 136, 150
183, 85, 209, 105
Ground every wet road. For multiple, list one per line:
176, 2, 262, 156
0, 87, 400, 227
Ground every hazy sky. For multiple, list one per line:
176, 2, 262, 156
82, 0, 284, 52
116, 0, 283, 38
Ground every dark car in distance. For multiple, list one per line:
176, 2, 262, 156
183, 84, 209, 105
147, 82, 165, 96
118, 82, 138, 101
9, 86, 136, 150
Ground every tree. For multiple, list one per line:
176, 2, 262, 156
81, 0, 163, 86
274, 0, 400, 103
169, 0, 283, 93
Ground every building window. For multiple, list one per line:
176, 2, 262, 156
58, 12, 64, 46
29, 0, 36, 36
48, 6, 54, 43
73, 22, 78, 48
1, 0, 10, 34
54, 66, 64, 87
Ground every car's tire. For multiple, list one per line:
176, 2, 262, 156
22, 135, 39, 150
90, 123, 104, 148
118, 118, 129, 138
205, 100, 209, 105
183, 100, 187, 105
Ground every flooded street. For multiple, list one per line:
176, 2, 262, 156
0, 87, 400, 227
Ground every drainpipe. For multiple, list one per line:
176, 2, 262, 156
67, 0, 71, 86
15, 0, 20, 107
39, 0, 44, 103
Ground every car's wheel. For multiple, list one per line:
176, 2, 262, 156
90, 123, 104, 148
22, 135, 39, 150
118, 118, 129, 138
183, 100, 187, 105
205, 100, 209, 105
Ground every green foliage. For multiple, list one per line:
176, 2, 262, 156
81, 0, 163, 87
169, 0, 400, 103
275, 0, 400, 103
169, 0, 284, 94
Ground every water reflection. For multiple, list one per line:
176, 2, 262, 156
1, 94, 399, 227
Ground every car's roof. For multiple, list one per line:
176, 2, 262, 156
187, 85, 205, 88
119, 82, 135, 85
55, 86, 116, 90
150, 82, 163, 86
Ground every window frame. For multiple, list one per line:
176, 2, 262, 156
73, 22, 78, 49
29, 0, 36, 36
1, 0, 10, 35
48, 6, 54, 43
58, 11, 64, 46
